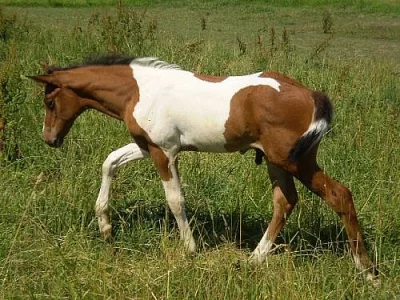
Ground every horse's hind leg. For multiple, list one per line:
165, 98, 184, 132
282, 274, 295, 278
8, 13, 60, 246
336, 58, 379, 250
250, 162, 299, 263
95, 143, 149, 239
295, 149, 377, 279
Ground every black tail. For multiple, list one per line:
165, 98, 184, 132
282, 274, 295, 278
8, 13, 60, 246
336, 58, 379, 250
288, 91, 333, 163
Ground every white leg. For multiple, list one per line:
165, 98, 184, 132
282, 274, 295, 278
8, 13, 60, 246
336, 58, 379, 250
162, 158, 196, 253
95, 143, 149, 239
250, 228, 274, 263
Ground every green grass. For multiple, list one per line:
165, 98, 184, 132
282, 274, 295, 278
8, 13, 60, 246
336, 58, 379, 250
1, 1, 399, 298
1, 0, 400, 15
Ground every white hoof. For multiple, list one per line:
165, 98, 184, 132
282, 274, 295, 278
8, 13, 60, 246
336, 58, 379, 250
100, 223, 112, 240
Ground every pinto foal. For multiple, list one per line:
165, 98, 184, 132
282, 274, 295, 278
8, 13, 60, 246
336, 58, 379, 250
30, 55, 377, 280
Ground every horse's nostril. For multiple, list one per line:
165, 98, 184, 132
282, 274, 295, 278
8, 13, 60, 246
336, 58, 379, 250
54, 138, 63, 147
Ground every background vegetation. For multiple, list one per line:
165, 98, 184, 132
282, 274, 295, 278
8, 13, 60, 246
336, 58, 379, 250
0, 0, 399, 298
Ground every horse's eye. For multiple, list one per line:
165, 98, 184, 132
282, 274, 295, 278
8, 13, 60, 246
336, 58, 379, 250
47, 100, 55, 109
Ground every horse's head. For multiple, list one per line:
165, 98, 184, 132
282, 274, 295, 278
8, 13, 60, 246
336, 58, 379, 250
29, 70, 85, 148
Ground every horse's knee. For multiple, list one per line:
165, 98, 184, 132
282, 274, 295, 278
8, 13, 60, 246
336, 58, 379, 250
102, 154, 117, 177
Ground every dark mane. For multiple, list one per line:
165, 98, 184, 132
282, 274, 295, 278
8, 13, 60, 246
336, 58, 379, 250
46, 54, 135, 74
83, 53, 135, 66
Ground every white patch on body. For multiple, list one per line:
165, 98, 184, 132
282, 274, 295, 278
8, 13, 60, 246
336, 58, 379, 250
131, 64, 280, 152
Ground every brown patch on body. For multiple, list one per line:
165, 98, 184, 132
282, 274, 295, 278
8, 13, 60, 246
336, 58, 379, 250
147, 145, 173, 181
223, 86, 261, 152
194, 74, 228, 83
258, 71, 306, 88
223, 78, 315, 167
60, 66, 137, 120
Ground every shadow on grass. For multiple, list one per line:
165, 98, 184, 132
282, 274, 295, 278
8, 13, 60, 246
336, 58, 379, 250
108, 200, 376, 257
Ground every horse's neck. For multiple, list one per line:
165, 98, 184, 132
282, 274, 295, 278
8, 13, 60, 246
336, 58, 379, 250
84, 96, 125, 120
66, 66, 137, 120
88, 82, 136, 120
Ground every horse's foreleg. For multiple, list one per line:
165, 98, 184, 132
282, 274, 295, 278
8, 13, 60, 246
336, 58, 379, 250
250, 162, 299, 263
150, 146, 196, 253
95, 143, 149, 239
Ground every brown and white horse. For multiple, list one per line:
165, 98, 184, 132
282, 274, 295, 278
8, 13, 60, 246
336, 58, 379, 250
30, 55, 377, 281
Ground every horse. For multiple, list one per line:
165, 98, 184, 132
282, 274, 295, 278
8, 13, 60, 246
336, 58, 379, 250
29, 54, 377, 281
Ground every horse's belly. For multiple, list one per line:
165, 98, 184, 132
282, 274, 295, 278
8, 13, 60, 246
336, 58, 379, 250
179, 124, 228, 152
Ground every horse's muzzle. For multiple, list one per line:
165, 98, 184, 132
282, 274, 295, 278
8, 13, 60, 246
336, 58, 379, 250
44, 136, 64, 148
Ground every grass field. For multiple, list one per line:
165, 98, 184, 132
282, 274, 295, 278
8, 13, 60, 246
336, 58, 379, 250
0, 0, 399, 298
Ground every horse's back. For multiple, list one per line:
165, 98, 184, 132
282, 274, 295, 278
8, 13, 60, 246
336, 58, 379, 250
131, 66, 316, 154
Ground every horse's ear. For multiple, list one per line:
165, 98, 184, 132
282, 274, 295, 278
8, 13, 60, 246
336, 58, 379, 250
27, 74, 49, 84
27, 74, 60, 87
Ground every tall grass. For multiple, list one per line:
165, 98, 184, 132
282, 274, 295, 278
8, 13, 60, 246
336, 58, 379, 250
0, 2, 399, 298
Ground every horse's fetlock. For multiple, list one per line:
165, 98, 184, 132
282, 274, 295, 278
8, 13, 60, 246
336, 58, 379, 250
102, 224, 112, 240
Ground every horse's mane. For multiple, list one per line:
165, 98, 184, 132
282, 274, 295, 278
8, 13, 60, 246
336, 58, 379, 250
83, 54, 135, 66
130, 57, 181, 70
45, 54, 180, 74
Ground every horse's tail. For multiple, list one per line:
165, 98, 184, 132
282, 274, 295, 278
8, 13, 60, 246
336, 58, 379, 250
288, 91, 333, 163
